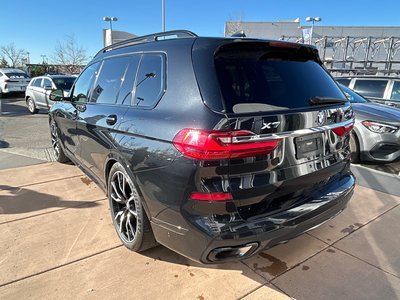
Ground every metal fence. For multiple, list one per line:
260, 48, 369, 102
280, 36, 400, 76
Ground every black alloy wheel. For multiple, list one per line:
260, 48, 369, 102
108, 163, 156, 252
50, 119, 69, 163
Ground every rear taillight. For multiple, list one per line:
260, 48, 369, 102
332, 123, 354, 136
173, 128, 281, 160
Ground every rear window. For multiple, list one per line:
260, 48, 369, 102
353, 79, 387, 98
53, 77, 76, 90
214, 43, 345, 113
5, 72, 29, 79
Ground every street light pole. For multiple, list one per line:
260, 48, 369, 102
103, 17, 118, 45
305, 17, 321, 45
162, 0, 165, 32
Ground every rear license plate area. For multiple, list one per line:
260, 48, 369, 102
295, 133, 323, 159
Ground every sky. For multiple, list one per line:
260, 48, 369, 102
2, 0, 400, 64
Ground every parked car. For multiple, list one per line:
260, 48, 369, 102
25, 75, 76, 114
48, 30, 355, 263
0, 68, 31, 96
336, 76, 400, 108
338, 83, 400, 163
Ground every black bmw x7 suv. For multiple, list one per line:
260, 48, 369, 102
49, 30, 355, 263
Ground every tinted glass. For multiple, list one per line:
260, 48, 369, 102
43, 78, 52, 88
5, 72, 29, 79
91, 56, 130, 104
53, 77, 76, 90
116, 55, 140, 105
353, 79, 387, 98
33, 78, 42, 87
71, 62, 100, 103
339, 84, 367, 103
215, 45, 346, 113
336, 78, 351, 86
134, 54, 164, 107
390, 81, 400, 100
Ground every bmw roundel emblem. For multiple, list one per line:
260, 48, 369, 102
317, 111, 326, 126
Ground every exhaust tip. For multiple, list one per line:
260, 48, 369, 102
207, 242, 259, 262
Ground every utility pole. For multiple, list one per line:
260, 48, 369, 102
162, 0, 165, 32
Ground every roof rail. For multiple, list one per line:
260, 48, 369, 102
95, 30, 198, 58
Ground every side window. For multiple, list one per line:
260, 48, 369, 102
353, 79, 387, 98
336, 78, 350, 87
33, 78, 42, 87
390, 81, 400, 100
134, 54, 164, 107
71, 62, 100, 103
43, 78, 52, 88
91, 56, 130, 104
116, 55, 140, 105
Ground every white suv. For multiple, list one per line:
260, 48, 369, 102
0, 68, 31, 96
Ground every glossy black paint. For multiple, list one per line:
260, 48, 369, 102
50, 35, 355, 263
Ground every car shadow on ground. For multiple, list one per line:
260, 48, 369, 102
140, 233, 295, 283
360, 159, 400, 175
0, 185, 99, 215
141, 244, 273, 284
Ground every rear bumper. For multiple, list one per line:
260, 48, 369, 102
151, 172, 355, 264
0, 82, 28, 93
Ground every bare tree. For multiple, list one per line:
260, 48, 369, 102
225, 12, 250, 37
1, 43, 26, 68
52, 35, 88, 74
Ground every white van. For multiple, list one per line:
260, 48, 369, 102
0, 68, 31, 96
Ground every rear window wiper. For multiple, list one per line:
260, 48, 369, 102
309, 97, 347, 106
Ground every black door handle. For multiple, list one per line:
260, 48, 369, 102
106, 114, 117, 125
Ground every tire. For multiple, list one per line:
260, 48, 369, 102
108, 162, 157, 252
27, 97, 39, 114
350, 132, 361, 164
49, 119, 70, 163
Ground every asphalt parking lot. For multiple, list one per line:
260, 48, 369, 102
1, 97, 400, 299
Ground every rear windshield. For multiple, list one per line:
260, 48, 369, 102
53, 77, 76, 90
4, 72, 30, 79
214, 43, 346, 113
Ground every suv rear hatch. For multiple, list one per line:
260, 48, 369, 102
191, 39, 354, 220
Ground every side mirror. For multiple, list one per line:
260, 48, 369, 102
49, 89, 65, 101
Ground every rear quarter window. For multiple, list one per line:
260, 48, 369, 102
133, 54, 165, 108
